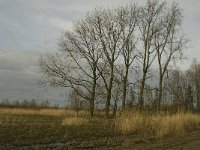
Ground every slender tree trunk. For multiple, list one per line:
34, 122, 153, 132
196, 84, 200, 111
157, 74, 163, 111
90, 89, 95, 117
139, 38, 148, 110
113, 91, 118, 117
90, 67, 97, 117
105, 65, 114, 118
105, 88, 112, 118
122, 69, 129, 109
90, 98, 94, 117
139, 74, 146, 110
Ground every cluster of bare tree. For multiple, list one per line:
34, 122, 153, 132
40, 0, 188, 117
161, 60, 200, 112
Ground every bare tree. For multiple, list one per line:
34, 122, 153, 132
138, 0, 165, 109
117, 5, 139, 109
153, 2, 187, 110
69, 87, 84, 117
111, 78, 122, 117
40, 12, 103, 117
165, 69, 187, 108
137, 0, 187, 110
126, 86, 137, 108
95, 6, 139, 117
185, 84, 193, 111
39, 6, 139, 117
39, 0, 189, 115
187, 59, 200, 110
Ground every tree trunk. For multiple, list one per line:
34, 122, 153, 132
113, 93, 118, 117
139, 76, 145, 110
196, 84, 200, 111
105, 66, 114, 118
122, 69, 129, 109
90, 67, 97, 118
157, 75, 163, 111
90, 98, 94, 117
105, 89, 111, 118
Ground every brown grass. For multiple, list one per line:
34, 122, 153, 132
116, 111, 200, 138
1, 108, 200, 139
62, 117, 88, 126
0, 108, 40, 115
0, 108, 89, 117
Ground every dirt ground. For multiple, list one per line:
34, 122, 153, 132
2, 129, 200, 149
1, 109, 200, 149
114, 129, 200, 150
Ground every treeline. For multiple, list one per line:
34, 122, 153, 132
68, 60, 200, 114
0, 99, 59, 109
161, 60, 200, 112
39, 0, 189, 117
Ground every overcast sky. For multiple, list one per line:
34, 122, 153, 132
0, 0, 200, 106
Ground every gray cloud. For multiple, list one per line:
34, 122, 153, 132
0, 50, 67, 106
0, 0, 200, 105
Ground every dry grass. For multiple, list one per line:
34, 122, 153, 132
0, 108, 88, 117
0, 108, 40, 115
2, 108, 200, 139
62, 117, 88, 126
116, 111, 200, 138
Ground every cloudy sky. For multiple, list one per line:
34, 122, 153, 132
0, 0, 200, 106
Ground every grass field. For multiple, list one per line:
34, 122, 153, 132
0, 108, 120, 149
1, 108, 200, 149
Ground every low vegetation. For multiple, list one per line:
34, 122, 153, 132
1, 108, 200, 149
0, 108, 118, 149
116, 111, 200, 138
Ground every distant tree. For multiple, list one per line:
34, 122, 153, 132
187, 59, 200, 110
40, 100, 50, 108
29, 99, 38, 108
126, 87, 136, 108
12, 100, 20, 107
165, 69, 187, 108
21, 99, 29, 107
185, 85, 193, 110
69, 87, 84, 117
145, 85, 154, 107
52, 104, 59, 108
1, 98, 10, 107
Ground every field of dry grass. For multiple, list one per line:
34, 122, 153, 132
0, 108, 119, 149
116, 111, 200, 138
0, 108, 89, 117
1, 108, 200, 149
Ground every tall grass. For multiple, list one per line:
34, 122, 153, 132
1, 108, 200, 139
116, 111, 200, 138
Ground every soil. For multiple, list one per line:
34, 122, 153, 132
114, 129, 200, 150
2, 129, 200, 149
1, 112, 200, 149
